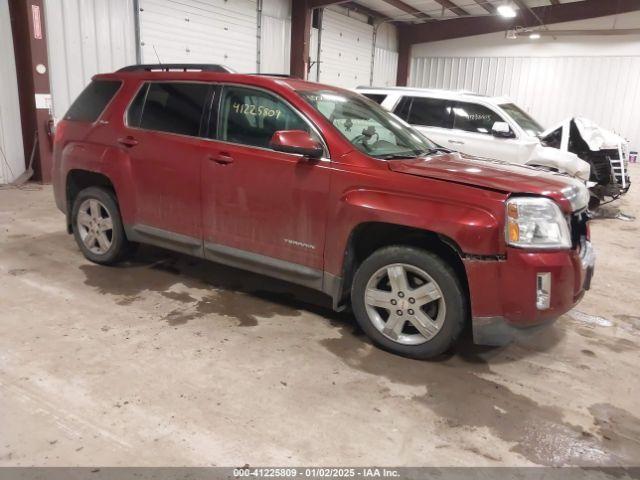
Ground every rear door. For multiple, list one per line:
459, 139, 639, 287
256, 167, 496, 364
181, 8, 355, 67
201, 84, 331, 283
122, 81, 213, 252
393, 96, 453, 147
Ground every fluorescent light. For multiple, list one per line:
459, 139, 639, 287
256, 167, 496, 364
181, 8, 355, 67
497, 4, 517, 18
529, 32, 541, 39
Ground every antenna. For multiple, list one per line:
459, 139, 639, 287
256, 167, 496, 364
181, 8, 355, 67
152, 45, 162, 65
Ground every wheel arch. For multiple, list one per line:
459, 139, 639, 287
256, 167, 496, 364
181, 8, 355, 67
330, 222, 469, 311
65, 170, 116, 233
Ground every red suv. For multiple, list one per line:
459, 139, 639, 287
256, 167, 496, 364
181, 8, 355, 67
52, 64, 595, 359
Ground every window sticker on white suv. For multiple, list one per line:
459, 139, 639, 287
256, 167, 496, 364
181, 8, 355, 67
453, 102, 503, 135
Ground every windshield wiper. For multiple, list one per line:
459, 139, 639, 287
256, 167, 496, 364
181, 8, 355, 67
377, 148, 453, 160
420, 147, 453, 155
377, 153, 421, 160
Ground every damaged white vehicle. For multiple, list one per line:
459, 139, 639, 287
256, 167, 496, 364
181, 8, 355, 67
540, 117, 630, 207
356, 87, 630, 206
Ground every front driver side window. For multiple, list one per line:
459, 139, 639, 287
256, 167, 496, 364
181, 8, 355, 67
218, 86, 310, 149
452, 102, 504, 135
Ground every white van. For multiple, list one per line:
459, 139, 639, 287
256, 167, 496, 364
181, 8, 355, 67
356, 87, 630, 205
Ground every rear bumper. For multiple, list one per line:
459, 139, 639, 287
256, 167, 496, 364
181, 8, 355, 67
465, 242, 595, 346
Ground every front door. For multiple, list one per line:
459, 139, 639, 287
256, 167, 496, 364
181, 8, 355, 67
201, 85, 331, 282
446, 101, 519, 162
122, 81, 213, 249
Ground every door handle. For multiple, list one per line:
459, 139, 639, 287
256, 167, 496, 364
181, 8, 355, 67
117, 136, 138, 148
448, 140, 465, 145
210, 153, 234, 165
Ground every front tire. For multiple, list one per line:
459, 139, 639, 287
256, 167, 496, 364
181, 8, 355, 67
351, 246, 467, 359
71, 186, 132, 265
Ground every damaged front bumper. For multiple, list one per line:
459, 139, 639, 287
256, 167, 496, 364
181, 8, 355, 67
465, 241, 596, 347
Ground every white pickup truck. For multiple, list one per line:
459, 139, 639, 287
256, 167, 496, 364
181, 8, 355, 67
357, 86, 630, 207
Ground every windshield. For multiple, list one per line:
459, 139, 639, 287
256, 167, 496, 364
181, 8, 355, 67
298, 89, 437, 159
499, 103, 544, 137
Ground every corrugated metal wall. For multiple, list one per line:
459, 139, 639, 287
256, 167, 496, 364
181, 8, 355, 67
318, 9, 373, 89
0, 0, 25, 184
138, 0, 258, 72
44, 0, 137, 119
410, 55, 640, 150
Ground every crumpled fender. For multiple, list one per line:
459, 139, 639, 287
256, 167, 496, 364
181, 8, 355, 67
525, 144, 591, 183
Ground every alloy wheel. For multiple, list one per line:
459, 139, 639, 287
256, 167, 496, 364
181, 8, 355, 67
76, 198, 114, 255
364, 263, 446, 345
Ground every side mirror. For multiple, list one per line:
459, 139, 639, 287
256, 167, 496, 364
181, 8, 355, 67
492, 121, 515, 138
270, 130, 324, 159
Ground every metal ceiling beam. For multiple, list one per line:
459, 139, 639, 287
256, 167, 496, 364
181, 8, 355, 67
472, 0, 496, 14
308, 0, 350, 8
402, 0, 640, 44
511, 0, 546, 27
433, 0, 469, 16
381, 0, 431, 20
343, 2, 394, 21
550, 0, 560, 4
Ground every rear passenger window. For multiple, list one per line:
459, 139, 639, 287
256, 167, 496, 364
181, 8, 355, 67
452, 102, 503, 135
64, 80, 121, 122
407, 97, 453, 129
362, 94, 386, 105
127, 82, 210, 137
217, 86, 310, 149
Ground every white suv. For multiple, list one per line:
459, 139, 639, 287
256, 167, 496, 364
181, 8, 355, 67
356, 87, 591, 183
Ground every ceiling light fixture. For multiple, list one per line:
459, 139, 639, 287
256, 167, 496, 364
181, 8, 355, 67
497, 4, 517, 18
529, 32, 541, 39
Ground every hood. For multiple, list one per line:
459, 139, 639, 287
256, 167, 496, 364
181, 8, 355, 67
541, 117, 628, 151
388, 152, 589, 212
527, 144, 591, 182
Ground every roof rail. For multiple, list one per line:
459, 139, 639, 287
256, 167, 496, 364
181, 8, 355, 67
117, 64, 235, 73
247, 73, 292, 78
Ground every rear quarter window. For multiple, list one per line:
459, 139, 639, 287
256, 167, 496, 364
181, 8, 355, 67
361, 93, 387, 105
64, 80, 121, 122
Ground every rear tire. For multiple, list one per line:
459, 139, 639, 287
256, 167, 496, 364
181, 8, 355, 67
71, 186, 132, 265
351, 246, 466, 359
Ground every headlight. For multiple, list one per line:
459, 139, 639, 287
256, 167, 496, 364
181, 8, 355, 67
506, 197, 571, 249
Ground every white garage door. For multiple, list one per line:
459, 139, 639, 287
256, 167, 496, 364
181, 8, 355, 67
44, 0, 137, 119
0, 0, 25, 184
139, 0, 258, 73
319, 9, 373, 89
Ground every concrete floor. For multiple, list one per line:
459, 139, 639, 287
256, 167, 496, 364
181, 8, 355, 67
1, 166, 639, 467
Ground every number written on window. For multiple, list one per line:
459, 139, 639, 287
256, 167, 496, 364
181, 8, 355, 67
232, 103, 283, 119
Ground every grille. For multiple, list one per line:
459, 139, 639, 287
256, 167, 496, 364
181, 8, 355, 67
589, 153, 614, 185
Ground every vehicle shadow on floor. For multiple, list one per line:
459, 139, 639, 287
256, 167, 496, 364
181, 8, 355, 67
78, 242, 564, 365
